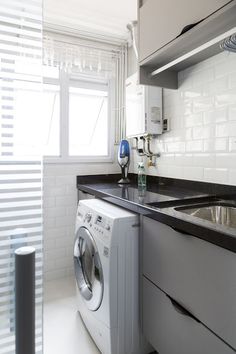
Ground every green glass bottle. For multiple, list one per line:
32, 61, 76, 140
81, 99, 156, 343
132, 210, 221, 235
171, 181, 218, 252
138, 162, 146, 188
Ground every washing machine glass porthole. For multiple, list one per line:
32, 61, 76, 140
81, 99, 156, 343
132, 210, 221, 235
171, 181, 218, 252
74, 226, 104, 311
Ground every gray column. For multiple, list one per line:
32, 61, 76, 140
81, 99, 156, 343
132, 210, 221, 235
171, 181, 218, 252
15, 247, 35, 354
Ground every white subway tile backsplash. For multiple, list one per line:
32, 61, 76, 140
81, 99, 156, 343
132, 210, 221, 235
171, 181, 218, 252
55, 256, 73, 269
228, 105, 236, 121
166, 141, 185, 153
204, 168, 228, 184
55, 195, 76, 207
185, 129, 192, 141
192, 96, 214, 113
55, 236, 72, 248
215, 153, 236, 168
193, 154, 215, 168
215, 90, 236, 107
215, 138, 228, 152
215, 123, 229, 138
229, 72, 236, 89
185, 113, 203, 127
203, 139, 215, 153
44, 269, 67, 281
204, 77, 228, 95
192, 68, 214, 87
44, 248, 66, 261
43, 160, 120, 281
228, 121, 236, 137
192, 125, 214, 140
43, 197, 55, 208
229, 137, 236, 152
165, 165, 183, 179
130, 52, 236, 186
43, 217, 55, 229
182, 166, 204, 180
44, 259, 56, 272
45, 226, 67, 239
228, 169, 236, 185
56, 175, 75, 186
44, 239, 55, 249
44, 185, 67, 197
43, 176, 56, 187
186, 140, 203, 152
45, 206, 66, 218
215, 53, 236, 78
55, 214, 74, 228
204, 108, 228, 124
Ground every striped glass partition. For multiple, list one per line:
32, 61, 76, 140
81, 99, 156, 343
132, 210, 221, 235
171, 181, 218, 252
0, 0, 43, 353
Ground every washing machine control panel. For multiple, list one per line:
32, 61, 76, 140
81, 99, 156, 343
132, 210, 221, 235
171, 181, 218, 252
95, 215, 110, 231
84, 212, 92, 223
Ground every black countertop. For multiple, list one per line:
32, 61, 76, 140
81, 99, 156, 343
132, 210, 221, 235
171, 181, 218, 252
77, 174, 236, 253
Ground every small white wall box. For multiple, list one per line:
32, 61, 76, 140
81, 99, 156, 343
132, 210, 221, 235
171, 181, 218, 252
126, 73, 163, 137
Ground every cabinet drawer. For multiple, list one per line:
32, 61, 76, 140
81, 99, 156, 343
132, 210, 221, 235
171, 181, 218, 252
142, 216, 236, 349
143, 277, 234, 354
139, 0, 230, 62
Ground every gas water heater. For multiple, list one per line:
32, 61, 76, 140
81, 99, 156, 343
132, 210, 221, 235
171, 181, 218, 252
125, 73, 163, 138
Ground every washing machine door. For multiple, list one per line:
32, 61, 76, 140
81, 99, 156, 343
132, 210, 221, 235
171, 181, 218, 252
74, 226, 103, 311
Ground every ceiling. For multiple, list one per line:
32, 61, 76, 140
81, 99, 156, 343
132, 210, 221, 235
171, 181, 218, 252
44, 0, 137, 41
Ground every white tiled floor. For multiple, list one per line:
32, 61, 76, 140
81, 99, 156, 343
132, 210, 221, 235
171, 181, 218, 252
44, 276, 100, 354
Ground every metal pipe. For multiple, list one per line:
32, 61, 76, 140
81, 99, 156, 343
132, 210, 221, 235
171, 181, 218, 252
15, 246, 35, 354
134, 137, 145, 156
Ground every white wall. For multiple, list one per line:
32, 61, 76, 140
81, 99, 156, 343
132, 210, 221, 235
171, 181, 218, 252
131, 51, 236, 185
43, 160, 120, 280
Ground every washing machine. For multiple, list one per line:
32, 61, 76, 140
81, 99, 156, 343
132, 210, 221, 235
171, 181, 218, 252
73, 199, 150, 354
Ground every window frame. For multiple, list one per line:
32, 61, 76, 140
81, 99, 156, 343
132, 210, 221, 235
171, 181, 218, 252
43, 68, 115, 164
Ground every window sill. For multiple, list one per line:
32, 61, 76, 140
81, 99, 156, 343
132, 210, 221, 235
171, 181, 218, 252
43, 156, 115, 164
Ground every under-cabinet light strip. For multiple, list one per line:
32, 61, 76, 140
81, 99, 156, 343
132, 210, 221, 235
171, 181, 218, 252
150, 27, 236, 77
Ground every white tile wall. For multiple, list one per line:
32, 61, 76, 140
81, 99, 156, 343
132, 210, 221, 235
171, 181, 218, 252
43, 159, 120, 280
131, 51, 236, 185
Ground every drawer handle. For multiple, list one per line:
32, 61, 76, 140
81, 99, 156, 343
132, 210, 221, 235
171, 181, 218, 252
170, 226, 192, 236
178, 20, 202, 37
167, 295, 200, 323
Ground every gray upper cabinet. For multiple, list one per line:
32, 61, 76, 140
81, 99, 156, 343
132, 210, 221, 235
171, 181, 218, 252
138, 0, 236, 88
139, 0, 230, 62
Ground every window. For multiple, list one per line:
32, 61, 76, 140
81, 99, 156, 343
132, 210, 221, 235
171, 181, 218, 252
41, 31, 127, 162
42, 67, 113, 162
69, 86, 108, 156
14, 83, 60, 156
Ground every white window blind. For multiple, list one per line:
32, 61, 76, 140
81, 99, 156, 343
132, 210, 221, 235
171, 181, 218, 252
43, 31, 127, 145
0, 0, 43, 353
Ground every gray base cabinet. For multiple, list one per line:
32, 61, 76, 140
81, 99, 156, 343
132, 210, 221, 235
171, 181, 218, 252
142, 216, 236, 352
143, 277, 234, 354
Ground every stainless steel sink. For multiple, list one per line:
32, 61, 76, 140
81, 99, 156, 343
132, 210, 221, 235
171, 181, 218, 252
176, 202, 236, 227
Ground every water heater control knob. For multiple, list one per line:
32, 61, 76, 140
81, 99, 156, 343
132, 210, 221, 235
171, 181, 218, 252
105, 224, 110, 231
85, 213, 92, 223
